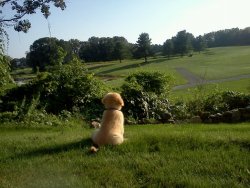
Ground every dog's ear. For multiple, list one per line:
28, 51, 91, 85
119, 98, 124, 107
101, 97, 106, 104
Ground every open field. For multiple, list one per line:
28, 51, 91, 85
88, 46, 250, 88
0, 123, 249, 187
170, 78, 250, 102
11, 46, 250, 93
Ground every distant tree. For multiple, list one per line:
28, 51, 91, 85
193, 35, 207, 53
98, 37, 114, 61
58, 39, 82, 63
203, 32, 215, 48
238, 27, 250, 45
68, 39, 82, 56
113, 36, 131, 63
136, 33, 152, 62
173, 30, 193, 56
49, 43, 67, 66
151, 44, 163, 56
163, 39, 174, 59
27, 37, 66, 72
10, 57, 27, 69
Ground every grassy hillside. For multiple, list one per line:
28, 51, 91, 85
170, 78, 250, 102
87, 46, 250, 90
11, 46, 250, 93
0, 123, 249, 187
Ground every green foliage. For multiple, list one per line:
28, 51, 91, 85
27, 37, 67, 72
124, 71, 173, 95
184, 89, 250, 116
0, 54, 14, 96
169, 101, 190, 120
0, 0, 66, 33
173, 30, 194, 56
162, 39, 174, 58
203, 91, 250, 113
42, 64, 108, 118
0, 63, 109, 120
121, 71, 172, 121
79, 36, 132, 62
136, 33, 152, 62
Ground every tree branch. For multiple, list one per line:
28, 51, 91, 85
0, 13, 27, 23
0, 0, 12, 7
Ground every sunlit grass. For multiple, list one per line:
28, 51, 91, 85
1, 123, 249, 187
170, 78, 250, 102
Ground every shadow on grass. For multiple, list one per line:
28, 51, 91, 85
2, 138, 93, 161
98, 58, 167, 75
87, 63, 115, 71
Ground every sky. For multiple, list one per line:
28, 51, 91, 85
2, 0, 250, 58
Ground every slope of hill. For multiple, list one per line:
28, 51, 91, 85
87, 46, 250, 90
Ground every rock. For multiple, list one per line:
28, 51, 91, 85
199, 112, 210, 122
160, 112, 172, 123
231, 109, 241, 122
167, 119, 175, 124
239, 107, 250, 120
222, 111, 233, 123
189, 116, 202, 123
209, 113, 223, 123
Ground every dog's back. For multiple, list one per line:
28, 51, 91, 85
92, 109, 124, 146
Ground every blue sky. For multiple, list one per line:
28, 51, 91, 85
3, 0, 250, 58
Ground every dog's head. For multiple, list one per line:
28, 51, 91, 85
102, 92, 124, 110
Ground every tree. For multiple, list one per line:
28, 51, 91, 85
10, 57, 27, 69
0, 0, 66, 93
79, 36, 132, 62
113, 36, 131, 63
136, 33, 152, 63
173, 30, 193, 56
193, 35, 207, 53
0, 0, 66, 33
27, 37, 66, 72
162, 39, 173, 59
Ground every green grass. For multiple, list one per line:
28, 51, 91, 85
87, 46, 250, 89
170, 78, 250, 102
1, 123, 249, 187
11, 46, 250, 91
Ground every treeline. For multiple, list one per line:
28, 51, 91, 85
10, 27, 250, 71
204, 27, 250, 47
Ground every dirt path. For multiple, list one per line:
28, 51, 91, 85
173, 68, 250, 90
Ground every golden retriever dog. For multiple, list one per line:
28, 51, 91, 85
91, 92, 124, 152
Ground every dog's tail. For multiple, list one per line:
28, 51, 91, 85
90, 144, 99, 153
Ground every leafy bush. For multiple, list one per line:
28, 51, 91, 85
169, 101, 190, 120
121, 71, 172, 121
0, 54, 14, 96
0, 63, 109, 121
184, 90, 250, 116
124, 71, 173, 95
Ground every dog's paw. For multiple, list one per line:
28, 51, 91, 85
90, 146, 99, 153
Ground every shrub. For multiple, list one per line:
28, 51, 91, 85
0, 54, 15, 96
0, 63, 109, 121
169, 101, 190, 120
121, 71, 172, 121
184, 90, 250, 117
124, 71, 173, 95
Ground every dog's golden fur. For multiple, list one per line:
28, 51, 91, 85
91, 92, 124, 147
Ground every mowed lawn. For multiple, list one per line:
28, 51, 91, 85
0, 123, 249, 187
87, 46, 250, 87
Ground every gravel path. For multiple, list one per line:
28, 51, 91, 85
173, 68, 250, 90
